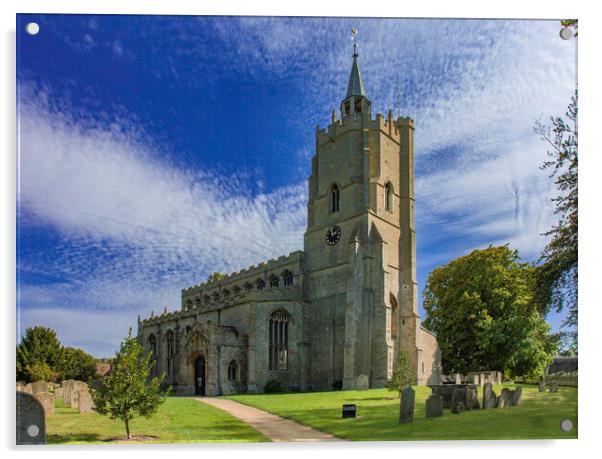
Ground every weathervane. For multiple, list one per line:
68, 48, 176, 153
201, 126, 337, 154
351, 28, 358, 57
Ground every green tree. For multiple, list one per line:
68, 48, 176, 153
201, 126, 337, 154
423, 245, 558, 378
386, 350, 416, 394
59, 347, 97, 381
533, 92, 578, 349
92, 328, 168, 440
16, 326, 63, 382
25, 361, 56, 382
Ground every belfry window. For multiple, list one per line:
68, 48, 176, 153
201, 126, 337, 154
269, 310, 289, 371
282, 270, 293, 287
228, 361, 239, 381
148, 334, 158, 377
269, 275, 279, 288
329, 184, 340, 213
385, 181, 394, 212
354, 98, 362, 114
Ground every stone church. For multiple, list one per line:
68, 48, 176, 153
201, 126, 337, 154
137, 44, 442, 396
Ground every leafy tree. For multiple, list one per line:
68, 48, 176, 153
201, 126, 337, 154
533, 92, 578, 348
16, 326, 63, 382
423, 245, 558, 378
206, 272, 226, 282
59, 347, 97, 381
386, 350, 416, 394
92, 328, 168, 440
25, 361, 56, 382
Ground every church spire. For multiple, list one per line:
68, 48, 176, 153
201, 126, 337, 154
340, 29, 371, 119
346, 29, 367, 98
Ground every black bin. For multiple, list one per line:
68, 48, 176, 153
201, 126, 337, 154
342, 404, 357, 418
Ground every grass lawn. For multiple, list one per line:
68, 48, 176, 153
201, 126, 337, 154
226, 384, 578, 441
46, 397, 270, 444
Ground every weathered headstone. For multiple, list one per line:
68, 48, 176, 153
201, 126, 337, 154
70, 387, 80, 408
77, 388, 95, 413
451, 387, 466, 411
466, 387, 480, 410
16, 391, 46, 445
538, 381, 546, 392
31, 381, 48, 395
549, 381, 559, 393
511, 387, 522, 406
34, 392, 55, 416
482, 383, 496, 409
399, 387, 415, 424
497, 388, 511, 408
425, 394, 443, 418
452, 402, 465, 414
19, 383, 34, 394
55, 386, 63, 400
62, 380, 73, 406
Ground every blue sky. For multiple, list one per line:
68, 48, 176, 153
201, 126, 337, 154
16, 15, 576, 357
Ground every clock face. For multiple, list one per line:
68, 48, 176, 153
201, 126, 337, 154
325, 225, 342, 246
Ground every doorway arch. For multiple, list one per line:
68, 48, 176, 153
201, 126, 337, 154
194, 355, 206, 396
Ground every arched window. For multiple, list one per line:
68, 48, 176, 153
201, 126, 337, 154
282, 270, 293, 287
222, 289, 230, 298
148, 334, 158, 377
329, 184, 340, 213
186, 298, 193, 309
228, 361, 239, 381
390, 293, 399, 339
385, 181, 394, 212
233, 285, 241, 295
269, 310, 289, 371
256, 278, 266, 290
244, 282, 253, 291
165, 330, 175, 382
203, 294, 211, 303
269, 275, 279, 288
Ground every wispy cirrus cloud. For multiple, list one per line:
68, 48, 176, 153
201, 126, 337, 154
17, 17, 576, 355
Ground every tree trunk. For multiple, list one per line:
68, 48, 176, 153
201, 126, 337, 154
125, 418, 131, 439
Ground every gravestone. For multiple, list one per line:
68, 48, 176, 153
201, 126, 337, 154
425, 394, 443, 418
16, 391, 46, 445
497, 388, 511, 408
451, 387, 466, 411
482, 383, 496, 409
538, 381, 546, 392
452, 402, 465, 414
549, 381, 559, 393
466, 387, 480, 410
342, 404, 356, 418
31, 381, 48, 395
55, 386, 63, 400
399, 387, 415, 424
70, 388, 80, 408
62, 380, 73, 406
34, 392, 55, 416
512, 387, 522, 406
77, 389, 95, 413
19, 383, 34, 394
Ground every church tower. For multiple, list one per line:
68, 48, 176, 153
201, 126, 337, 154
303, 33, 439, 390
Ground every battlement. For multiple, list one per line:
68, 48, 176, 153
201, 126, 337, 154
316, 112, 414, 148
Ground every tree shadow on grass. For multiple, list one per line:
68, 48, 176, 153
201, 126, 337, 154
47, 433, 103, 444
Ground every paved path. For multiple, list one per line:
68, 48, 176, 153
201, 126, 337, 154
195, 397, 343, 442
